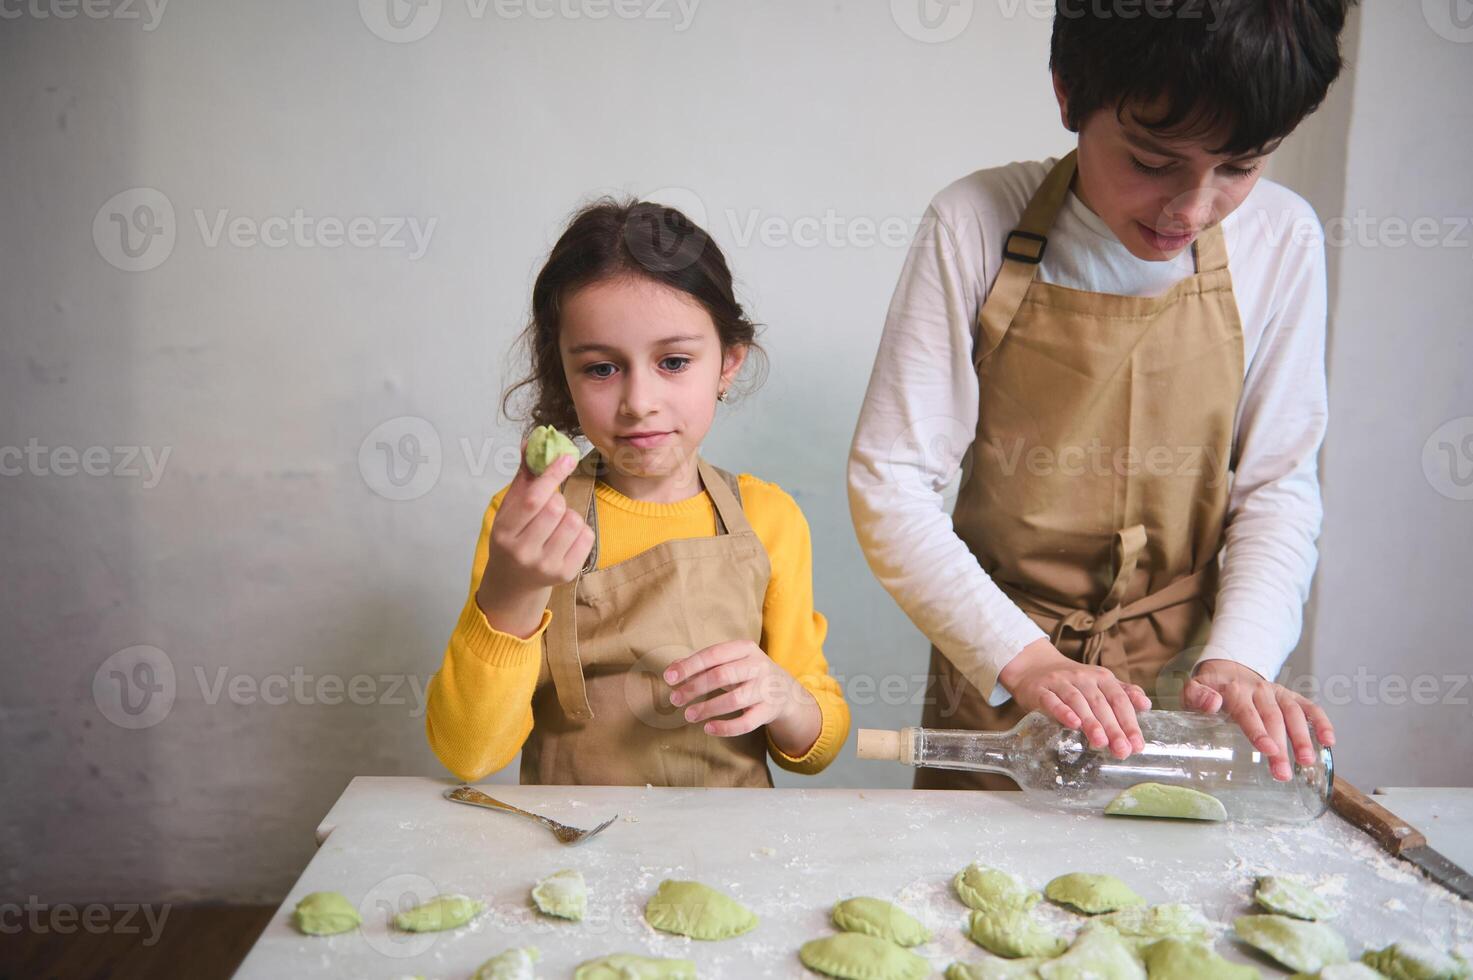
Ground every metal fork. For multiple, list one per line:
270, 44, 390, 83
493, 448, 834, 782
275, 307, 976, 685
443, 786, 618, 845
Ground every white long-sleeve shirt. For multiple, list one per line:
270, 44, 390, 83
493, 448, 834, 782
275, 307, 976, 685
847, 157, 1328, 703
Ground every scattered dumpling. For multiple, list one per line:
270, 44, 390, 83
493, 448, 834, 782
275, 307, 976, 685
968, 907, 1070, 959
1234, 914, 1347, 974
472, 946, 540, 980
947, 957, 1049, 980
531, 869, 587, 922
392, 893, 484, 932
1094, 904, 1214, 952
831, 896, 931, 947
1045, 873, 1146, 915
1037, 923, 1145, 980
1254, 876, 1335, 921
572, 953, 696, 979
956, 863, 1042, 913
1361, 943, 1473, 980
644, 879, 757, 940
799, 933, 931, 980
291, 891, 361, 936
1142, 937, 1261, 980
1105, 783, 1227, 821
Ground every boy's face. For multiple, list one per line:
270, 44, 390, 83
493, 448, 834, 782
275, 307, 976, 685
559, 275, 744, 489
1056, 77, 1273, 261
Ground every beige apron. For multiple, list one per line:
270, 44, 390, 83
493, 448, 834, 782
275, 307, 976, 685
916, 150, 1246, 790
520, 449, 775, 787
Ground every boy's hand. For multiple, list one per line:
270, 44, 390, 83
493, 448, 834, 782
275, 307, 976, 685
663, 641, 820, 754
1183, 659, 1336, 782
998, 638, 1151, 759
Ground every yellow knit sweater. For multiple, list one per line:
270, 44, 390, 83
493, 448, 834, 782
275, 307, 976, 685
426, 472, 850, 783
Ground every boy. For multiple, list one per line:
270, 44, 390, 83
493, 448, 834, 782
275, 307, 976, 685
849, 0, 1352, 789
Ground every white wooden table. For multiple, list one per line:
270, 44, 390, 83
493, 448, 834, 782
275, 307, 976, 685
233, 779, 1473, 978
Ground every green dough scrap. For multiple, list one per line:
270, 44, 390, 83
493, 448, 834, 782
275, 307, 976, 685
291, 890, 361, 936
968, 907, 1070, 959
1143, 938, 1261, 980
948, 958, 1049, 980
1045, 873, 1146, 915
1095, 904, 1214, 951
473, 946, 541, 980
956, 863, 1043, 913
643, 879, 757, 940
392, 893, 484, 932
524, 425, 578, 475
1254, 876, 1335, 921
1038, 923, 1145, 980
531, 868, 587, 921
799, 933, 931, 980
1234, 915, 1347, 974
573, 953, 696, 980
1362, 944, 1473, 980
831, 896, 932, 947
1293, 965, 1391, 980
1105, 783, 1227, 822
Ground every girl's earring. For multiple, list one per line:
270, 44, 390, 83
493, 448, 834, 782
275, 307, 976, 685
717, 387, 729, 403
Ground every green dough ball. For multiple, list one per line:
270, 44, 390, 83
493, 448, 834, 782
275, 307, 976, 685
831, 896, 932, 947
473, 946, 541, 980
573, 953, 696, 979
1361, 944, 1473, 980
643, 879, 757, 940
392, 893, 484, 932
1143, 938, 1261, 980
531, 868, 587, 921
1105, 783, 1227, 822
291, 890, 361, 936
1254, 876, 1335, 921
948, 957, 1049, 980
968, 907, 1069, 959
1038, 923, 1145, 980
1234, 915, 1347, 974
1045, 873, 1146, 915
524, 425, 578, 475
955, 863, 1042, 913
799, 933, 931, 980
1095, 904, 1213, 951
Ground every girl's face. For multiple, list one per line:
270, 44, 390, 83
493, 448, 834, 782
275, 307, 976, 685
559, 275, 745, 499
1057, 79, 1273, 261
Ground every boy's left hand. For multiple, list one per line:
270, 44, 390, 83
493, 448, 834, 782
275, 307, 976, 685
664, 641, 819, 747
1182, 659, 1336, 782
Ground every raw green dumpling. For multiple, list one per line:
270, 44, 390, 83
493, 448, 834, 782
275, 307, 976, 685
531, 868, 587, 921
1045, 873, 1146, 915
831, 896, 931, 946
800, 933, 930, 980
392, 893, 484, 932
291, 891, 361, 936
948, 958, 1048, 980
1095, 904, 1213, 951
1143, 938, 1261, 980
968, 907, 1069, 959
1254, 876, 1334, 921
1234, 915, 1347, 973
1038, 924, 1145, 980
956, 863, 1042, 913
644, 879, 757, 940
1106, 783, 1227, 822
1298, 964, 1390, 980
524, 425, 578, 476
1362, 943, 1473, 980
573, 953, 696, 980
473, 946, 541, 980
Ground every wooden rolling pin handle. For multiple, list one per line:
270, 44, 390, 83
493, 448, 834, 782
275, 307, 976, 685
1330, 779, 1428, 855
857, 728, 902, 761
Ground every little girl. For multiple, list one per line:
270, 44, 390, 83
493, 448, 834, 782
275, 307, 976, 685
426, 199, 850, 786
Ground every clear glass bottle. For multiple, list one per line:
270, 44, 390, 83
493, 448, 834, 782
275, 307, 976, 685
866, 710, 1333, 823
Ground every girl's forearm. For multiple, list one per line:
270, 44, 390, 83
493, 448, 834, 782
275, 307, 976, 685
476, 577, 554, 640
766, 685, 821, 759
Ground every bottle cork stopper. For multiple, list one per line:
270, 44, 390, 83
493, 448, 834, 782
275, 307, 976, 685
857, 728, 902, 761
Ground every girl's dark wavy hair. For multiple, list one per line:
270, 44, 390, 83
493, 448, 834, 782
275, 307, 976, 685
502, 198, 766, 439
1050, 0, 1357, 157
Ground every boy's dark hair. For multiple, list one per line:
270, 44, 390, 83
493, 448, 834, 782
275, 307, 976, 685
1050, 0, 1357, 157
503, 198, 766, 438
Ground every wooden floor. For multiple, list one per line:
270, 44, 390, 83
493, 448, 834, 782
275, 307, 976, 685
0, 905, 274, 980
